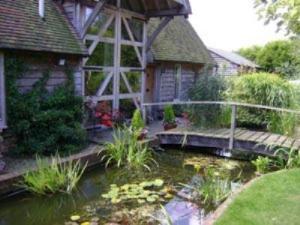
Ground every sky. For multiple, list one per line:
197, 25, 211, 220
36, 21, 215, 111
188, 0, 287, 51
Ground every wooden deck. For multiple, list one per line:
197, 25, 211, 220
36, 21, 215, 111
157, 128, 300, 157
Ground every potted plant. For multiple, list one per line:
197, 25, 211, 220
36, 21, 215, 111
131, 109, 148, 140
163, 105, 177, 131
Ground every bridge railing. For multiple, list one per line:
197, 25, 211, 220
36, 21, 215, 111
141, 101, 300, 150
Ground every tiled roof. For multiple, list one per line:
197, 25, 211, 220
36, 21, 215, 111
209, 48, 259, 68
148, 17, 215, 65
0, 0, 87, 55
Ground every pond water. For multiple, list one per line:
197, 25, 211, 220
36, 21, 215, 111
0, 149, 255, 225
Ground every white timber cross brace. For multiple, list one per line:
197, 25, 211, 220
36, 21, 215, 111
82, 0, 148, 112
81, 0, 108, 39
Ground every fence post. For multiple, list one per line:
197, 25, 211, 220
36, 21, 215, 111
229, 105, 237, 150
142, 104, 147, 123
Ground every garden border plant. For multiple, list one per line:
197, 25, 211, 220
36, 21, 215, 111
5, 55, 87, 156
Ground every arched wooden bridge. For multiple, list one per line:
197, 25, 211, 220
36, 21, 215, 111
156, 128, 300, 157
141, 101, 300, 157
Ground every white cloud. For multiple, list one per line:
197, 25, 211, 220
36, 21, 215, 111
188, 0, 287, 51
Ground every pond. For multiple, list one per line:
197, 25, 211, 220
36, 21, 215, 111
0, 149, 255, 225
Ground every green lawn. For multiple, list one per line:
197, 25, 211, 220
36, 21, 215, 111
215, 169, 300, 225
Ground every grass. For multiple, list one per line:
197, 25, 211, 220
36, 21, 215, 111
215, 169, 300, 225
21, 155, 87, 195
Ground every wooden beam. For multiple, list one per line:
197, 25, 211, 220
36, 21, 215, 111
0, 52, 6, 130
81, 0, 107, 38
146, 17, 172, 51
122, 17, 143, 66
229, 105, 237, 150
96, 72, 113, 97
146, 8, 189, 18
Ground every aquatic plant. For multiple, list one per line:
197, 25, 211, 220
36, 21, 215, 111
100, 126, 156, 170
101, 179, 173, 204
21, 155, 87, 195
131, 109, 145, 131
198, 168, 231, 205
251, 156, 272, 174
275, 147, 300, 169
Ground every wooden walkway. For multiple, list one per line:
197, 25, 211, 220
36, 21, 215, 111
157, 128, 300, 157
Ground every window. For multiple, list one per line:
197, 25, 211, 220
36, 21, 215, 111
0, 52, 6, 130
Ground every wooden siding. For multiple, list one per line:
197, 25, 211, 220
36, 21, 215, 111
9, 53, 83, 96
210, 52, 239, 76
154, 64, 201, 103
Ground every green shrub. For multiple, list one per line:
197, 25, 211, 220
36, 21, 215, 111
131, 109, 145, 131
21, 155, 87, 195
228, 73, 298, 135
163, 105, 176, 125
188, 75, 227, 127
100, 126, 156, 170
5, 56, 87, 155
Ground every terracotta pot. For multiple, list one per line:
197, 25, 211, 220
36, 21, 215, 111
164, 123, 177, 131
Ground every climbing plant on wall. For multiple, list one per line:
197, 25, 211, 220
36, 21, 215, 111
5, 55, 86, 156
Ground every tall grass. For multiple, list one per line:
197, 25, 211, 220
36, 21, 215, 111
100, 126, 156, 170
228, 73, 298, 135
21, 155, 87, 195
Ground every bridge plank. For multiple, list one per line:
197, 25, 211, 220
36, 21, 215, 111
275, 135, 288, 146
256, 133, 272, 143
263, 134, 281, 146
248, 131, 265, 142
292, 140, 300, 150
234, 130, 249, 139
281, 137, 295, 148
236, 131, 256, 140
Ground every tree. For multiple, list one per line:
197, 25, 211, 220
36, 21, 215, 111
255, 0, 300, 35
238, 45, 262, 62
238, 40, 300, 78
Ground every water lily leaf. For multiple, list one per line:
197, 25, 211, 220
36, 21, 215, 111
153, 179, 164, 187
146, 196, 156, 203
138, 199, 146, 204
70, 215, 81, 221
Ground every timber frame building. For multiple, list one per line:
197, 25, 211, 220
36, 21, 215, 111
0, 0, 215, 130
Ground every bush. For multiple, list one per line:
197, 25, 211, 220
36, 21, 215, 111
131, 109, 145, 131
21, 155, 87, 195
188, 75, 228, 127
228, 73, 298, 135
163, 105, 176, 125
5, 56, 87, 156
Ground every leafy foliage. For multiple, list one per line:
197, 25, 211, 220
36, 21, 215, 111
100, 126, 156, 170
238, 40, 300, 79
21, 155, 87, 195
5, 55, 87, 155
251, 156, 272, 174
255, 0, 300, 35
131, 109, 145, 131
188, 75, 228, 128
228, 73, 298, 135
163, 105, 176, 125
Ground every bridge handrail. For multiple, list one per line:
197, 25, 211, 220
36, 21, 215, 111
142, 101, 300, 115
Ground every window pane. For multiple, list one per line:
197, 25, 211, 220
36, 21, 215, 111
86, 43, 114, 66
85, 71, 113, 96
121, 45, 141, 67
